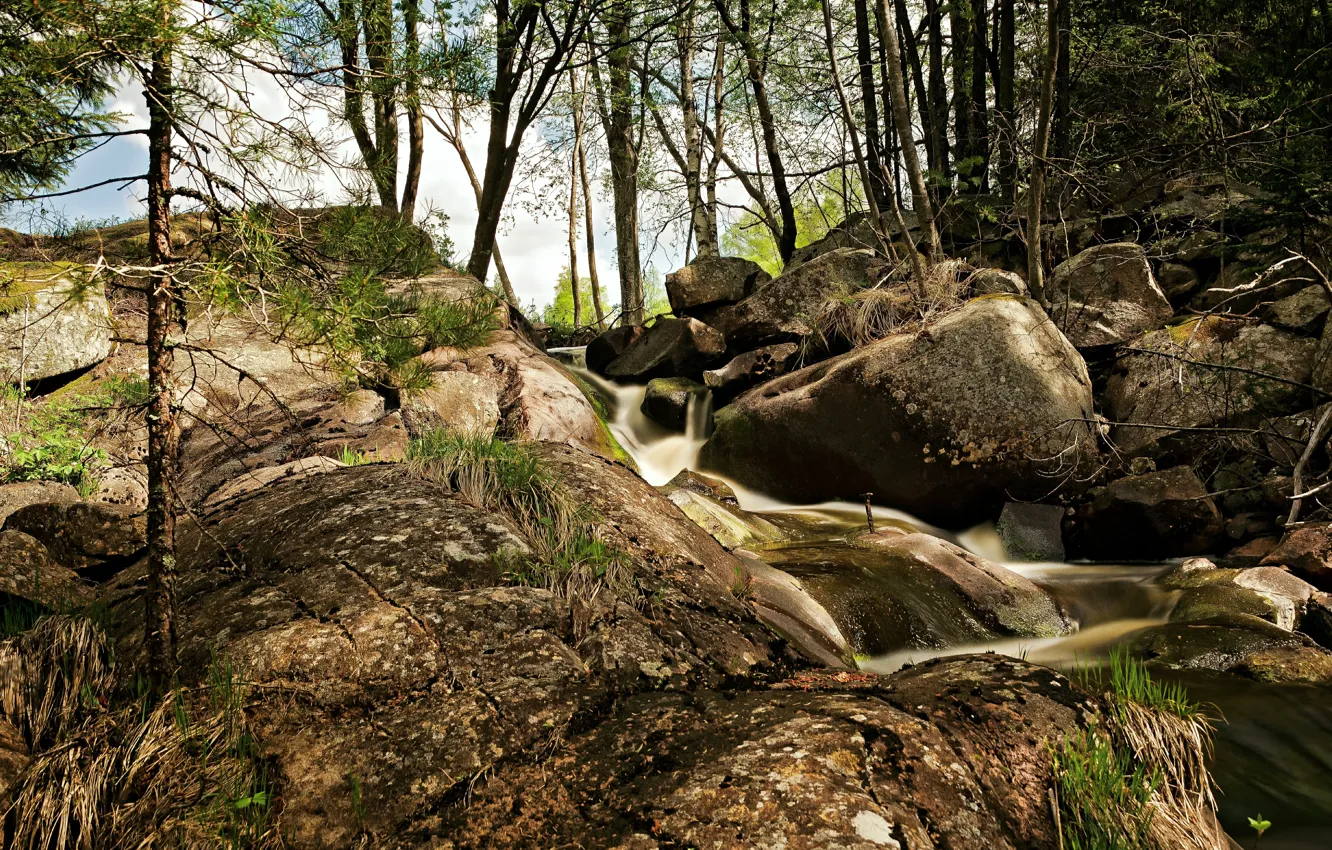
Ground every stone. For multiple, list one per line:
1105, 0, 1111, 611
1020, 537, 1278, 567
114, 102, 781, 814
700, 296, 1099, 528
0, 263, 113, 382
1219, 536, 1280, 569
659, 479, 786, 551
400, 370, 502, 438
586, 325, 646, 375
335, 389, 385, 425
1105, 317, 1317, 457
969, 268, 1028, 297
640, 377, 708, 432
1048, 243, 1173, 348
0, 480, 79, 526
710, 249, 888, 350
0, 530, 90, 608
1300, 591, 1332, 649
1264, 285, 1330, 335
1065, 466, 1225, 560
1176, 229, 1226, 263
665, 256, 771, 315
1156, 262, 1202, 305
91, 467, 148, 511
664, 468, 738, 503
1262, 403, 1332, 468
604, 317, 727, 381
1261, 523, 1332, 590
1315, 313, 1332, 394
2, 500, 144, 576
764, 533, 1070, 657
202, 455, 347, 511
997, 502, 1066, 562
702, 343, 799, 403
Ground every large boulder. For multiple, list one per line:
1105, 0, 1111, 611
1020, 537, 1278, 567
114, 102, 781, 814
1, 263, 112, 383
1048, 243, 1172, 348
399, 370, 502, 438
1190, 255, 1322, 315
710, 249, 887, 350
1064, 466, 1226, 560
1105, 317, 1318, 457
603, 317, 726, 381
1264, 285, 1330, 336
585, 325, 646, 375
970, 267, 1028, 297
700, 296, 1100, 527
702, 343, 799, 403
997, 502, 1066, 562
1315, 314, 1332, 394
766, 532, 1071, 657
665, 256, 771, 316
2, 501, 145, 577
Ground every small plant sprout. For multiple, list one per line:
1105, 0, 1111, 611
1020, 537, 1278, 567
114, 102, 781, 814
1249, 814, 1271, 846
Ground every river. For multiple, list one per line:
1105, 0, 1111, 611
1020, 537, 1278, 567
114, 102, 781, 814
558, 350, 1332, 848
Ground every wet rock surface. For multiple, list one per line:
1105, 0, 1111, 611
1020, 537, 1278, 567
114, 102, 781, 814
640, 376, 707, 432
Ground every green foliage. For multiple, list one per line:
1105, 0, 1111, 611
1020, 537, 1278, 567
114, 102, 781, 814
335, 444, 369, 466
1051, 727, 1159, 850
1248, 814, 1271, 839
1077, 647, 1200, 721
317, 204, 443, 279
541, 266, 608, 329
721, 191, 847, 277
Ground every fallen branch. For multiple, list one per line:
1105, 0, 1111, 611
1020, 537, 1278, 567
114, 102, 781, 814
1288, 405, 1332, 527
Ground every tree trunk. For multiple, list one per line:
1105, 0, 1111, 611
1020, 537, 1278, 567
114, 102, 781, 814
361, 0, 398, 209
894, 0, 931, 179
715, 0, 798, 264
601, 6, 645, 324
567, 76, 582, 330
923, 0, 950, 185
705, 35, 725, 253
1028, 0, 1060, 306
877, 0, 940, 260
144, 2, 179, 693
969, 0, 989, 192
996, 0, 1016, 197
1053, 0, 1072, 161
679, 10, 716, 257
854, 0, 887, 209
399, 0, 423, 220
578, 138, 606, 329
948, 0, 971, 172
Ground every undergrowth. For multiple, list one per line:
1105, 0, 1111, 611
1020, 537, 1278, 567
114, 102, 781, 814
0, 616, 279, 849
1054, 650, 1223, 850
405, 430, 640, 603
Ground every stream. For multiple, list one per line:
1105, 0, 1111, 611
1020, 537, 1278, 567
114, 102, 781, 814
558, 350, 1332, 848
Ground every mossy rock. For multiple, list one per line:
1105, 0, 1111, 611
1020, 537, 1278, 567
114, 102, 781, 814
1170, 585, 1280, 626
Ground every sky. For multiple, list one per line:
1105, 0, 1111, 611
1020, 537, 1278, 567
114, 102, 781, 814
4, 75, 693, 312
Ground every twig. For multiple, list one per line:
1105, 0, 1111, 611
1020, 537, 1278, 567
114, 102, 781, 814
1287, 406, 1332, 527
863, 493, 875, 533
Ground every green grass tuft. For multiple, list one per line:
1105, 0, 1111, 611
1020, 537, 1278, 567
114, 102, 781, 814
1077, 647, 1200, 720
1051, 726, 1160, 850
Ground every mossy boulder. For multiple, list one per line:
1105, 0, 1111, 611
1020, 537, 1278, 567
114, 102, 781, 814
641, 376, 708, 432
700, 296, 1099, 527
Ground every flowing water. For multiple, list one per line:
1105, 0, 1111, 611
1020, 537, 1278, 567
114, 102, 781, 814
559, 350, 1332, 847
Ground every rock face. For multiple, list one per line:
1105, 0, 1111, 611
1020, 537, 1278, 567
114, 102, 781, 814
702, 343, 800, 403
604, 317, 726, 381
400, 370, 502, 437
1064, 466, 1225, 560
1264, 285, 1330, 335
2, 501, 145, 576
701, 296, 1100, 527
640, 377, 707, 432
665, 256, 771, 316
711, 249, 887, 350
586, 325, 646, 375
769, 533, 1070, 656
1, 263, 113, 382
1261, 523, 1332, 590
1048, 243, 1173, 348
1105, 317, 1317, 457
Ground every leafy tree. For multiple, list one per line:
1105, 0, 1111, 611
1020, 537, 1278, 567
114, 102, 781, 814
722, 192, 846, 277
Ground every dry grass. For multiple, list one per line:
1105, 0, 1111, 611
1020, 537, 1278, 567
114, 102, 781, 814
805, 258, 975, 356
1, 618, 280, 849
